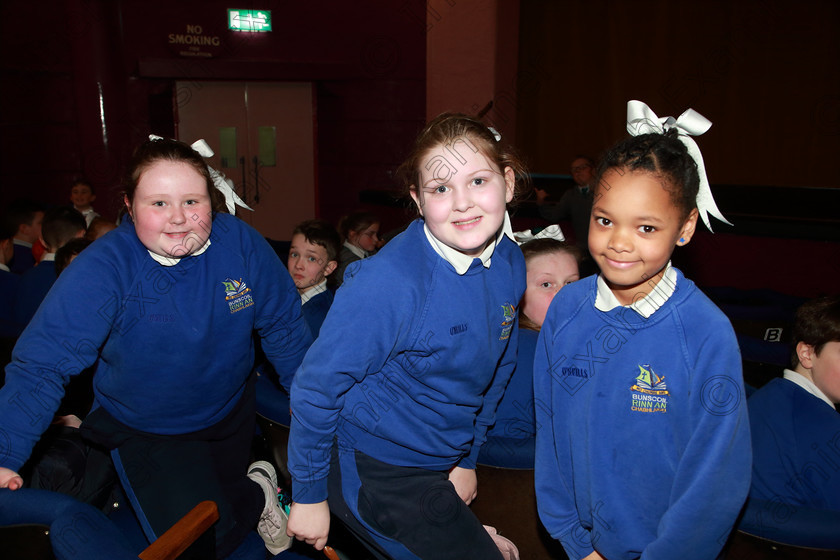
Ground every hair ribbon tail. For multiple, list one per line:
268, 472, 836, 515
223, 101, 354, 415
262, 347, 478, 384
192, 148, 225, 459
626, 100, 732, 232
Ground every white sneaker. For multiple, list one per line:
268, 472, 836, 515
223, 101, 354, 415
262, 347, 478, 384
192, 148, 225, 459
247, 460, 292, 554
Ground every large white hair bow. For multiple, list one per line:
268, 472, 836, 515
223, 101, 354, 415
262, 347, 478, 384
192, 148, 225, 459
626, 100, 731, 231
149, 135, 252, 215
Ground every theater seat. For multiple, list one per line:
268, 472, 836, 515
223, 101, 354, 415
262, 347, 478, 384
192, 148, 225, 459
724, 497, 840, 558
0, 488, 218, 560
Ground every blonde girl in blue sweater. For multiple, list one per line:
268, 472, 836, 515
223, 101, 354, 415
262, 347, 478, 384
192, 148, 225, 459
287, 114, 528, 559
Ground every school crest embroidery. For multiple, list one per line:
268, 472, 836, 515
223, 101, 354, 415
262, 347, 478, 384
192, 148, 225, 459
499, 302, 516, 341
222, 277, 254, 314
630, 364, 668, 413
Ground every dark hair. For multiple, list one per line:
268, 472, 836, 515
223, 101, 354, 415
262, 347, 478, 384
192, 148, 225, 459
790, 295, 840, 368
123, 138, 226, 214
85, 216, 117, 241
42, 207, 86, 251
518, 238, 582, 332
3, 199, 44, 229
292, 219, 342, 263
337, 211, 380, 241
594, 130, 699, 220
395, 112, 530, 209
571, 155, 595, 168
55, 237, 92, 276
71, 178, 95, 194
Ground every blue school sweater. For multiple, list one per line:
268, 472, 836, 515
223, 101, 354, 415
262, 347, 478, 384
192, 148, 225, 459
288, 219, 526, 503
748, 377, 840, 511
534, 270, 751, 560
479, 327, 538, 468
0, 268, 23, 337
15, 260, 57, 327
302, 289, 334, 339
10, 242, 35, 275
0, 213, 311, 472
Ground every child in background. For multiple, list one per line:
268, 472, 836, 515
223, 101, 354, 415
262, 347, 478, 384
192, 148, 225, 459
15, 207, 87, 327
254, 219, 341, 427
288, 218, 342, 338
54, 237, 92, 276
335, 210, 380, 285
748, 295, 840, 512
0, 138, 312, 557
0, 216, 22, 339
534, 101, 751, 560
70, 179, 101, 227
479, 237, 580, 468
4, 199, 44, 274
86, 216, 118, 241
287, 113, 528, 559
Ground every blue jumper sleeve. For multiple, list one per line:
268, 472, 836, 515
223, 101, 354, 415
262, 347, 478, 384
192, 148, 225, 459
0, 250, 119, 472
287, 264, 413, 504
641, 314, 752, 560
459, 317, 519, 469
248, 230, 312, 390
533, 315, 596, 560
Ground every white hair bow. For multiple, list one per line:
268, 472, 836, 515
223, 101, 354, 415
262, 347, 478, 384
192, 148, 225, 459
626, 100, 731, 231
149, 135, 253, 215
514, 224, 565, 245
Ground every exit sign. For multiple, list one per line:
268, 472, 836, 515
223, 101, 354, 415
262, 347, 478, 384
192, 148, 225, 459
228, 9, 272, 32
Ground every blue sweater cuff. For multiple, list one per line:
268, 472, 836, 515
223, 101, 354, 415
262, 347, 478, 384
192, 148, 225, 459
291, 476, 329, 504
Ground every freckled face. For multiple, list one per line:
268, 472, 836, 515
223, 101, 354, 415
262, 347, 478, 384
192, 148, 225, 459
127, 160, 212, 258
589, 168, 697, 305
521, 251, 580, 327
410, 143, 514, 257
288, 233, 337, 294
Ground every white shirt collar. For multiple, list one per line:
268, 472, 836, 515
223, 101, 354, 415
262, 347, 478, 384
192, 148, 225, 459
343, 241, 368, 260
300, 279, 328, 305
40, 252, 56, 263
0, 263, 9, 272
148, 239, 211, 266
783, 369, 836, 409
13, 239, 32, 249
594, 262, 677, 319
423, 212, 515, 275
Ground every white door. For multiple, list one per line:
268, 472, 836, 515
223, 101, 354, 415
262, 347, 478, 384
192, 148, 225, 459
175, 81, 316, 240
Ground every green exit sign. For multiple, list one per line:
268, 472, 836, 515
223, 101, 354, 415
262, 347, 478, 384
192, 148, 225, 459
228, 9, 272, 32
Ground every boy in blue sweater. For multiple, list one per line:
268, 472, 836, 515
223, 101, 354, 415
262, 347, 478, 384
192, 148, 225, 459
748, 295, 840, 512
288, 218, 341, 338
255, 219, 342, 427
15, 206, 87, 327
0, 138, 311, 557
4, 199, 44, 275
534, 101, 751, 560
0, 217, 23, 339
287, 114, 528, 559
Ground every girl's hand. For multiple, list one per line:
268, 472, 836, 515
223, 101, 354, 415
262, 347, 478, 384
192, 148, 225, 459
0, 467, 23, 490
449, 466, 478, 505
287, 500, 330, 550
581, 551, 606, 560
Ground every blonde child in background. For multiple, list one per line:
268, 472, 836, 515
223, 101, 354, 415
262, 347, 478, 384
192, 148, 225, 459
479, 236, 581, 468
534, 101, 751, 560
